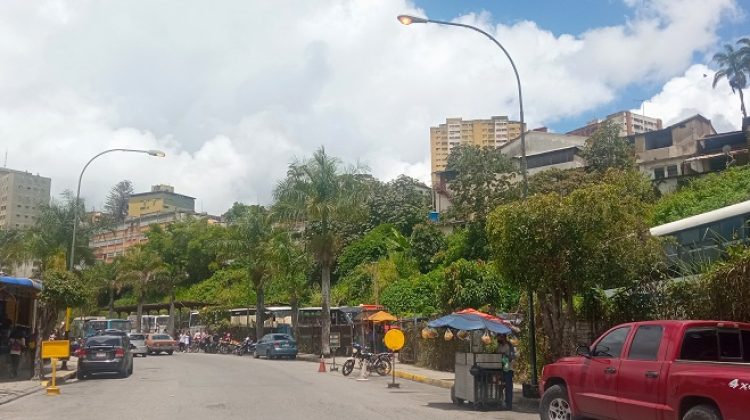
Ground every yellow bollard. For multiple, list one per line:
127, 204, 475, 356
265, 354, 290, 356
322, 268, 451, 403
46, 357, 60, 395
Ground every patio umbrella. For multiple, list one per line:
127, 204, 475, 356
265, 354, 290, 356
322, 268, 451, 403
367, 311, 397, 322
427, 312, 512, 335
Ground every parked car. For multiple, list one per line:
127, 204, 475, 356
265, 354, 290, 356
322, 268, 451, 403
128, 333, 148, 357
146, 333, 177, 355
76, 335, 134, 379
254, 333, 297, 359
540, 320, 750, 420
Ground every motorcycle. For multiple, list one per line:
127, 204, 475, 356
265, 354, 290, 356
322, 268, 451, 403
236, 337, 255, 356
342, 344, 390, 377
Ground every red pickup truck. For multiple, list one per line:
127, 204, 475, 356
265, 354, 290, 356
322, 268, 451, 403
540, 320, 750, 420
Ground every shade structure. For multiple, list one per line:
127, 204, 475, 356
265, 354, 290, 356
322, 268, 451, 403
427, 312, 512, 335
367, 310, 397, 322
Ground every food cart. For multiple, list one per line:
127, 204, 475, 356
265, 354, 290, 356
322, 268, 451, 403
425, 309, 514, 410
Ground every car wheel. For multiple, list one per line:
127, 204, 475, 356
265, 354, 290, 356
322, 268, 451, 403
76, 369, 86, 380
540, 384, 572, 420
142, 353, 147, 358
119, 367, 127, 379
253, 351, 260, 359
167, 350, 173, 355
683, 405, 721, 420
289, 355, 296, 360
128, 364, 133, 375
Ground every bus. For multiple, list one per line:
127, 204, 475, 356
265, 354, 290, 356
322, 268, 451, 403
83, 319, 133, 337
650, 199, 750, 269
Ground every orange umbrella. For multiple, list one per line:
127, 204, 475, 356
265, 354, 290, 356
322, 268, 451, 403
367, 311, 397, 322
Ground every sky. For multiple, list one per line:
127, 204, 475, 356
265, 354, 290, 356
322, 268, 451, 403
0, 0, 748, 215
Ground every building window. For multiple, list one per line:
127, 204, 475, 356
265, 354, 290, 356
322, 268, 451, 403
667, 165, 678, 178
645, 130, 673, 150
654, 167, 665, 180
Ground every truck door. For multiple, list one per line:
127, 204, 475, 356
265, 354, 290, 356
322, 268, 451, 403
616, 324, 666, 420
576, 326, 631, 419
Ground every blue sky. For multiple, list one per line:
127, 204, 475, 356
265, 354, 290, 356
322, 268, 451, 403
415, 0, 750, 132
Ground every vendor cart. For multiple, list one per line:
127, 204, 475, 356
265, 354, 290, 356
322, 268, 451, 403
426, 309, 514, 410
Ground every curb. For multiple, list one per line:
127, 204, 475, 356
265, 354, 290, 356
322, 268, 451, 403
393, 370, 453, 389
0, 369, 77, 406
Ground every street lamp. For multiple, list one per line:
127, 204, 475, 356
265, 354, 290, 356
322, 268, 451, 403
397, 14, 539, 391
69, 148, 166, 271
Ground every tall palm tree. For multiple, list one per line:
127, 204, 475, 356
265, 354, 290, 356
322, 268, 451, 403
713, 42, 748, 119
118, 245, 168, 333
217, 205, 273, 341
274, 147, 367, 355
269, 231, 311, 340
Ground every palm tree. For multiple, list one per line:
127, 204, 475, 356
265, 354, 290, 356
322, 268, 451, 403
83, 260, 123, 318
274, 147, 367, 355
713, 42, 748, 119
269, 231, 311, 340
118, 245, 168, 333
217, 205, 274, 341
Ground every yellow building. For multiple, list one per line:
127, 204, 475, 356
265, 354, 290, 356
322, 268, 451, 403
127, 184, 195, 218
430, 116, 524, 185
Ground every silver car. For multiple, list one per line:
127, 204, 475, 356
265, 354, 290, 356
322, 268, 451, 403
128, 333, 148, 357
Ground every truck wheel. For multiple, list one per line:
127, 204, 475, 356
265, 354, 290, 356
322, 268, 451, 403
540, 384, 572, 420
683, 405, 721, 420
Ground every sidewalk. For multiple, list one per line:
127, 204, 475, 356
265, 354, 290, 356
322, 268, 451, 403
297, 353, 539, 411
0, 358, 78, 406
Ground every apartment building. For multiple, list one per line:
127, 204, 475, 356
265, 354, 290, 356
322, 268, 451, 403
127, 184, 195, 218
0, 168, 51, 230
568, 110, 662, 137
430, 116, 524, 185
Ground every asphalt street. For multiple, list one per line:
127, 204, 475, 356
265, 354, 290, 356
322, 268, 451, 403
2, 353, 538, 420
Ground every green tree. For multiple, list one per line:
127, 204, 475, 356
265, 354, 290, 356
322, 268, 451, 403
82, 260, 122, 318
274, 147, 368, 355
104, 180, 133, 224
269, 231, 312, 339
217, 205, 274, 341
367, 175, 431, 236
409, 223, 445, 273
445, 145, 516, 221
222, 202, 253, 223
439, 259, 508, 313
713, 41, 748, 118
487, 169, 662, 360
118, 245, 168, 333
528, 168, 600, 197
0, 229, 28, 274
580, 120, 634, 172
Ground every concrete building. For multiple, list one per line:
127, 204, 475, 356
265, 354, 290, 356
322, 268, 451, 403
0, 168, 51, 230
430, 116, 524, 185
499, 131, 588, 175
127, 184, 195, 219
568, 110, 662, 137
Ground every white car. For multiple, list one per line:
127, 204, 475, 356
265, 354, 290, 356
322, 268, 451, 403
128, 333, 148, 357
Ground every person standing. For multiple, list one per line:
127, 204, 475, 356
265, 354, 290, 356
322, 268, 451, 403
8, 329, 25, 378
497, 334, 516, 410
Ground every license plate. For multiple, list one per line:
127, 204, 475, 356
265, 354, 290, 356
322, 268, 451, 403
96, 352, 106, 359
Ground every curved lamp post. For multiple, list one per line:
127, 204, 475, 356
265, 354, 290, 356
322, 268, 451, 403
69, 148, 165, 271
397, 14, 538, 389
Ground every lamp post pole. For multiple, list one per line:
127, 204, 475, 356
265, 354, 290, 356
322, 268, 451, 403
397, 15, 538, 388
69, 148, 165, 271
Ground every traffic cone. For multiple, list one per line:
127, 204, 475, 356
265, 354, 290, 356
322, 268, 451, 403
318, 355, 326, 373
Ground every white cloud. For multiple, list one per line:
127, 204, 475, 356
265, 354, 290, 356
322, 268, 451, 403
0, 0, 744, 214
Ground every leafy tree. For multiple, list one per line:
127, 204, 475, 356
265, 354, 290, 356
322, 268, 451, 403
269, 231, 312, 339
445, 145, 516, 221
713, 40, 748, 118
580, 120, 634, 172
221, 202, 253, 223
367, 175, 431, 236
651, 165, 750, 225
217, 205, 274, 341
380, 269, 444, 316
0, 229, 28, 274
82, 260, 122, 318
409, 223, 445, 273
117, 245, 168, 333
528, 167, 600, 197
274, 146, 368, 355
487, 169, 663, 360
439, 259, 507, 313
335, 224, 407, 279
177, 267, 251, 308
104, 180, 133, 223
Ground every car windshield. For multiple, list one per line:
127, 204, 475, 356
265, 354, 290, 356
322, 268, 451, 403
129, 334, 146, 340
86, 336, 121, 347
153, 335, 172, 340
273, 335, 292, 341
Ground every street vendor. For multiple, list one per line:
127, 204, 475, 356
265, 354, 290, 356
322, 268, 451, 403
497, 334, 516, 410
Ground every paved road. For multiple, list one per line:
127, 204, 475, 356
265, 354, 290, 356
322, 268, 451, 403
3, 353, 538, 420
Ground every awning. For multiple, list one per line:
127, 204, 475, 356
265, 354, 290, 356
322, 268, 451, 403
0, 276, 42, 291
367, 311, 397, 322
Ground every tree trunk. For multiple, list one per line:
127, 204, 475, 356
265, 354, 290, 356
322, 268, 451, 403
290, 295, 299, 340
107, 285, 115, 319
321, 262, 331, 356
256, 284, 265, 342
739, 88, 747, 119
136, 295, 144, 333
167, 288, 175, 337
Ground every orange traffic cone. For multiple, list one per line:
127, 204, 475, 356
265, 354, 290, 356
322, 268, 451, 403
318, 355, 326, 373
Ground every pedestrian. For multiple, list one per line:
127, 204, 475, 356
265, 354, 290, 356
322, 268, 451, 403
497, 334, 516, 410
9, 328, 25, 378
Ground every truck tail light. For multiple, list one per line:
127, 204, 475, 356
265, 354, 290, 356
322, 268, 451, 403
115, 348, 125, 358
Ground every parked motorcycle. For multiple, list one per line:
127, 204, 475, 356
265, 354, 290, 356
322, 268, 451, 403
342, 344, 389, 377
236, 337, 255, 356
